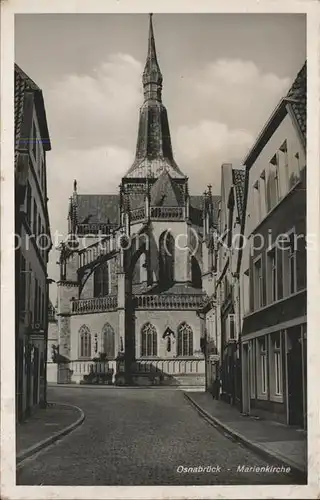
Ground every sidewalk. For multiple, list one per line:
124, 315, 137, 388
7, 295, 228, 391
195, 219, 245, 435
184, 391, 307, 477
16, 402, 85, 464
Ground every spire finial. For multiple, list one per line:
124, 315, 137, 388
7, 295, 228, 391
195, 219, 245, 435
73, 179, 77, 193
143, 13, 162, 102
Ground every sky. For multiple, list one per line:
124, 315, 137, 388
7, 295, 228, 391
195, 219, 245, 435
15, 13, 306, 302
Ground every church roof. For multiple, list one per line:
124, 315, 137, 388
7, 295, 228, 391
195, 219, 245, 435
149, 170, 183, 206
76, 194, 119, 225
124, 15, 185, 180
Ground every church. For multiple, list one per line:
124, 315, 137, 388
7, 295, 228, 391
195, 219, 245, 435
56, 14, 219, 388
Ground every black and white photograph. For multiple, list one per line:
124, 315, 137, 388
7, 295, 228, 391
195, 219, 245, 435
1, 1, 319, 498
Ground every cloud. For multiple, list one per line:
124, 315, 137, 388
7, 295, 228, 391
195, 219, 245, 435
173, 58, 291, 136
46, 53, 143, 150
175, 120, 253, 192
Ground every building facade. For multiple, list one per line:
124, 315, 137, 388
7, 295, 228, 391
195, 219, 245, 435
214, 164, 245, 407
240, 62, 307, 428
56, 15, 216, 388
15, 64, 52, 421
46, 301, 59, 383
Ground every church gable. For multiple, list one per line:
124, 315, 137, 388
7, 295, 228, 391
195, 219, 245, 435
149, 170, 183, 207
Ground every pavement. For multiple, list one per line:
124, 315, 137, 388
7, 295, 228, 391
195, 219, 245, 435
184, 391, 307, 477
16, 386, 306, 485
16, 401, 85, 464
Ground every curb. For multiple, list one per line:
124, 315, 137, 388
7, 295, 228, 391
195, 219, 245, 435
48, 383, 201, 390
16, 402, 85, 466
184, 392, 307, 480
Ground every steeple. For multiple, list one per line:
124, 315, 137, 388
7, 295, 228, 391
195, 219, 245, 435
124, 14, 185, 180
142, 14, 163, 102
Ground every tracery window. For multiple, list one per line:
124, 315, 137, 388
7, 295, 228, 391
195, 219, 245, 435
177, 322, 193, 356
102, 323, 115, 359
94, 261, 109, 297
141, 323, 157, 357
79, 325, 91, 358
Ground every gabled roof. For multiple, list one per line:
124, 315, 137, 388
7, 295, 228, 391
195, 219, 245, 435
76, 194, 119, 225
244, 61, 306, 168
287, 62, 306, 144
149, 170, 183, 206
14, 63, 51, 157
232, 169, 246, 221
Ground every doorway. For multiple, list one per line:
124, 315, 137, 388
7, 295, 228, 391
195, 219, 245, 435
242, 343, 250, 414
287, 327, 303, 427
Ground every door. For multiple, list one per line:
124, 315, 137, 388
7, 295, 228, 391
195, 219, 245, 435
33, 347, 39, 405
242, 343, 250, 414
287, 330, 303, 427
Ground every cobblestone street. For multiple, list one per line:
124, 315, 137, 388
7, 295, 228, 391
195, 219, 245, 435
16, 387, 303, 486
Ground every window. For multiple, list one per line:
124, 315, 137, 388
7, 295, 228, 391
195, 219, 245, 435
32, 200, 37, 236
254, 258, 264, 309
282, 232, 297, 297
267, 248, 277, 303
177, 322, 193, 356
141, 323, 157, 357
258, 336, 268, 395
159, 231, 175, 288
269, 332, 282, 398
289, 152, 300, 188
167, 337, 171, 353
274, 334, 282, 396
34, 278, 38, 323
253, 180, 261, 224
226, 314, 236, 341
259, 171, 266, 218
289, 233, 297, 294
102, 323, 115, 359
93, 261, 109, 297
248, 341, 256, 398
79, 325, 91, 358
39, 288, 42, 326
243, 268, 250, 315
26, 182, 32, 226
279, 141, 289, 194
20, 255, 26, 312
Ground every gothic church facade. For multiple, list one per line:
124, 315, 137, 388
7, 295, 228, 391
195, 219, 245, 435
57, 15, 219, 387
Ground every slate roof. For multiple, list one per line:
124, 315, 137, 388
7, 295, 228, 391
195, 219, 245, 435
232, 169, 246, 221
15, 65, 39, 167
132, 282, 206, 296
149, 170, 183, 206
76, 194, 119, 225
125, 16, 185, 180
14, 64, 51, 162
287, 61, 306, 144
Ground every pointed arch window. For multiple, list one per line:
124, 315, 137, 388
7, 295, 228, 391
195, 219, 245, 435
191, 256, 202, 289
177, 322, 193, 356
94, 261, 109, 297
79, 325, 91, 358
102, 323, 115, 359
159, 231, 175, 288
141, 323, 157, 357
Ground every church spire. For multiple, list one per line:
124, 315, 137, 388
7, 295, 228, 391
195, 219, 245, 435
124, 14, 186, 180
142, 13, 163, 102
